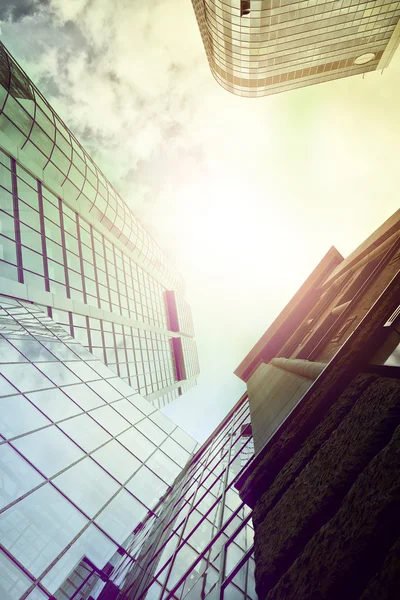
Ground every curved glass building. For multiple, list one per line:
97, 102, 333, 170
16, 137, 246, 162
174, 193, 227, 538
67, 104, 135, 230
0, 43, 199, 408
191, 0, 400, 97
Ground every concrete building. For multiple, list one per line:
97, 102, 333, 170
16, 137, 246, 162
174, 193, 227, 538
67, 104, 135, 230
191, 0, 400, 96
235, 209, 400, 599
0, 42, 199, 410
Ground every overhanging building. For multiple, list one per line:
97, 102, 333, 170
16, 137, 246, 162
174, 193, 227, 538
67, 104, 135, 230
0, 43, 199, 410
191, 0, 400, 96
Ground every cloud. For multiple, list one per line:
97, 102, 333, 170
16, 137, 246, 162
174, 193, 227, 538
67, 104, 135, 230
0, 0, 48, 22
0, 0, 215, 235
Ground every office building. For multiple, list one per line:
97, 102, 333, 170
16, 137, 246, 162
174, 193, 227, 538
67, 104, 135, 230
191, 0, 400, 96
235, 209, 400, 599
0, 42, 199, 410
0, 294, 200, 600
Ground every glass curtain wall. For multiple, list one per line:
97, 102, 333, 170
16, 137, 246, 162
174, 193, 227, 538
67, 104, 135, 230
0, 41, 200, 407
0, 295, 198, 600
117, 394, 257, 600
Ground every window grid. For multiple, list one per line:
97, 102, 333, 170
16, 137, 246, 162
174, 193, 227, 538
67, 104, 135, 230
0, 296, 198, 600
0, 43, 184, 291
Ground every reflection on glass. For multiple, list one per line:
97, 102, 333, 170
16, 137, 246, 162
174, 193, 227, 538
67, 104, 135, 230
126, 465, 168, 509
10, 339, 56, 362
95, 489, 147, 544
0, 444, 44, 508
42, 524, 116, 593
36, 361, 80, 386
0, 394, 50, 438
26, 387, 81, 421
93, 440, 141, 484
91, 404, 130, 436
0, 363, 50, 393
62, 382, 105, 410
0, 549, 32, 600
0, 484, 86, 577
59, 413, 111, 452
13, 425, 84, 477
54, 456, 119, 517
0, 338, 27, 363
146, 450, 181, 484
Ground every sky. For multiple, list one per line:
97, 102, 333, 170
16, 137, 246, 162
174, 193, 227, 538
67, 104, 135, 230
1, 0, 399, 442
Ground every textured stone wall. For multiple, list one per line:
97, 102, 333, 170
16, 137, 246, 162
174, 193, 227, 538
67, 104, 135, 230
250, 373, 400, 600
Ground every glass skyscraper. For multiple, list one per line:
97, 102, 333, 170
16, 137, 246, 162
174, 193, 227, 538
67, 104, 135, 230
191, 0, 400, 96
0, 42, 199, 410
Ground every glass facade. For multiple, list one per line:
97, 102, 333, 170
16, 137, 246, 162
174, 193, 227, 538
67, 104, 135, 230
0, 295, 200, 600
0, 43, 199, 408
191, 0, 400, 96
119, 394, 255, 600
0, 296, 256, 600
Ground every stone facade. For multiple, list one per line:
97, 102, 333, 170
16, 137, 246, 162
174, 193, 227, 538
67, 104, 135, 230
235, 210, 400, 600
250, 373, 400, 599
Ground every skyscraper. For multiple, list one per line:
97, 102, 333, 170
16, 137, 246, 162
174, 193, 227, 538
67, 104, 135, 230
191, 0, 400, 96
0, 43, 199, 410
0, 294, 200, 600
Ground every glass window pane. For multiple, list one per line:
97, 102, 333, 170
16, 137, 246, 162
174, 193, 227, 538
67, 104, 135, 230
0, 375, 18, 397
62, 382, 104, 410
92, 440, 141, 484
167, 544, 198, 589
0, 235, 17, 264
10, 339, 56, 362
58, 413, 111, 453
24, 589, 48, 600
0, 550, 32, 600
128, 393, 154, 416
41, 340, 80, 361
35, 362, 80, 386
0, 484, 86, 577
149, 411, 175, 434
160, 438, 190, 468
0, 338, 27, 363
95, 489, 147, 544
91, 405, 130, 436
113, 398, 144, 425
63, 360, 99, 382
125, 466, 168, 510
0, 394, 50, 438
26, 388, 81, 421
0, 444, 45, 509
54, 457, 119, 517
118, 427, 156, 462
0, 363, 50, 393
13, 426, 84, 477
88, 379, 122, 402
135, 419, 167, 446
41, 524, 116, 594
171, 428, 197, 453
146, 450, 181, 484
